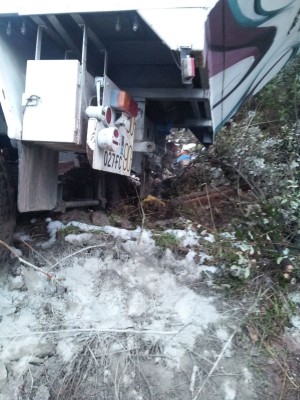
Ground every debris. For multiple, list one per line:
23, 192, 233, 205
246, 324, 259, 343
142, 195, 166, 207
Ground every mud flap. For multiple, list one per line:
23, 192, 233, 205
18, 143, 59, 212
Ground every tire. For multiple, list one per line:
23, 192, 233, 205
0, 157, 16, 263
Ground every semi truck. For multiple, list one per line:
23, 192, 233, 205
0, 0, 300, 256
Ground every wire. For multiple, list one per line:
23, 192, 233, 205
170, 50, 182, 70
22, 95, 41, 117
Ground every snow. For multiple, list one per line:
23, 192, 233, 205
203, 233, 216, 243
166, 227, 200, 246
41, 220, 64, 248
291, 316, 300, 329
0, 219, 258, 399
215, 327, 230, 342
13, 232, 31, 242
56, 338, 78, 362
223, 380, 236, 400
0, 365, 7, 383
289, 292, 300, 304
2, 222, 220, 351
65, 232, 94, 243
243, 367, 253, 384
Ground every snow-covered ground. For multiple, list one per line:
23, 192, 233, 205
0, 218, 285, 399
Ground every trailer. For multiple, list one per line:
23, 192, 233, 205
0, 0, 300, 256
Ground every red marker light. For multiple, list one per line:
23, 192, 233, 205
86, 106, 114, 126
105, 107, 112, 125
113, 129, 119, 138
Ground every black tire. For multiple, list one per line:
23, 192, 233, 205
0, 157, 15, 263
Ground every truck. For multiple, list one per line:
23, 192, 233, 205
0, 0, 300, 258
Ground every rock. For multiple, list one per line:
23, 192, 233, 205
111, 215, 135, 230
153, 218, 188, 230
91, 211, 110, 226
59, 209, 91, 224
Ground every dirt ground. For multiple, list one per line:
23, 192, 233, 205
0, 210, 300, 400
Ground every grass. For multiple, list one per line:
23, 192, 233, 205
57, 225, 104, 239
153, 232, 179, 251
248, 288, 296, 342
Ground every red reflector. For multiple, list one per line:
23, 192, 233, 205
113, 129, 119, 138
105, 107, 112, 125
129, 100, 138, 118
111, 90, 138, 118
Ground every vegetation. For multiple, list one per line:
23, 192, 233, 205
57, 224, 103, 239
153, 232, 179, 251
184, 58, 300, 359
207, 56, 300, 281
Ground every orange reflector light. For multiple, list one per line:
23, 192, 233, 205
110, 90, 138, 118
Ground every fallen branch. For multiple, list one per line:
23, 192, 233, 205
0, 240, 58, 282
19, 239, 53, 266
190, 365, 199, 396
0, 327, 178, 340
49, 243, 107, 270
192, 330, 236, 400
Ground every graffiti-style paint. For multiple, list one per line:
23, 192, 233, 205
206, 0, 300, 133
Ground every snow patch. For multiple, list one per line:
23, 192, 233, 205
65, 233, 94, 244
166, 228, 200, 246
223, 380, 236, 400
1, 219, 242, 398
291, 316, 300, 329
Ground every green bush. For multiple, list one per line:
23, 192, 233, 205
210, 56, 300, 275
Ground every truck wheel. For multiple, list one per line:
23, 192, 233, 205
0, 157, 15, 263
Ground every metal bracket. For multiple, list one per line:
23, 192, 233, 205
179, 46, 195, 85
95, 76, 104, 106
35, 25, 45, 60
133, 141, 156, 152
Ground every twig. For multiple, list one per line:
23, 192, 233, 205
279, 371, 287, 400
88, 345, 99, 366
192, 330, 236, 400
225, 161, 263, 201
49, 244, 107, 270
20, 239, 52, 266
0, 327, 178, 340
28, 363, 34, 397
114, 357, 120, 400
129, 353, 153, 400
205, 183, 216, 231
188, 350, 214, 365
135, 186, 146, 246
264, 343, 299, 389
0, 240, 58, 282
190, 365, 199, 396
192, 288, 269, 400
